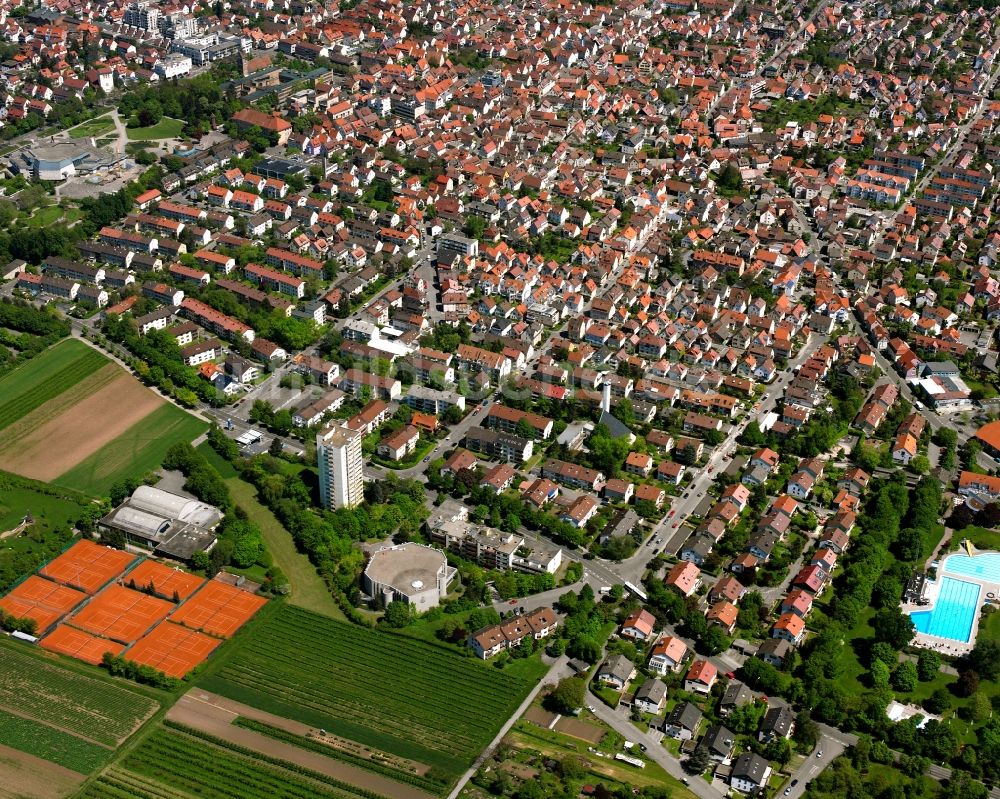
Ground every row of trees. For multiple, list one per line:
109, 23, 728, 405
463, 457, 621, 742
101, 652, 179, 690
101, 317, 219, 408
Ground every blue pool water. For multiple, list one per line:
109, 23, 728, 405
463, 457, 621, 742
943, 552, 1000, 583
910, 577, 981, 643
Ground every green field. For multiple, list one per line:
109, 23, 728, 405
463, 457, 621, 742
77, 724, 389, 799
126, 118, 184, 140
55, 403, 208, 495
0, 340, 107, 430
224, 476, 345, 620
0, 644, 158, 748
199, 605, 545, 785
0, 708, 111, 774
67, 115, 115, 139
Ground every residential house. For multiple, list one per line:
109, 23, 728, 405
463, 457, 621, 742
620, 609, 656, 642
630, 678, 667, 714
684, 659, 718, 694
772, 612, 806, 644
661, 701, 703, 741
730, 753, 772, 794
665, 561, 701, 597
648, 636, 688, 675
597, 654, 637, 690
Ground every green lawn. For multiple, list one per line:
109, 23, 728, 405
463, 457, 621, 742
959, 526, 1000, 552
223, 476, 345, 620
0, 473, 87, 534
25, 205, 64, 228
67, 116, 114, 140
54, 403, 207, 496
126, 118, 184, 141
371, 437, 436, 470
196, 441, 239, 479
830, 607, 876, 697
505, 717, 698, 799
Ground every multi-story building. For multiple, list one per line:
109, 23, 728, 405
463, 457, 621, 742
123, 1, 159, 31
427, 516, 562, 574
464, 427, 533, 463
317, 423, 364, 510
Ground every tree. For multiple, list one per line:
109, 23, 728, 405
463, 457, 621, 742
969, 640, 1000, 681
910, 455, 930, 474
924, 687, 952, 715
892, 661, 918, 693
515, 418, 535, 440
872, 608, 915, 649
957, 669, 981, 698
793, 711, 819, 751
547, 677, 586, 714
463, 215, 487, 239
382, 600, 413, 628
917, 650, 941, 681
716, 161, 743, 193
683, 745, 710, 774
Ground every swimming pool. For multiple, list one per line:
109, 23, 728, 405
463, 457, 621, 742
943, 552, 1000, 583
910, 576, 981, 643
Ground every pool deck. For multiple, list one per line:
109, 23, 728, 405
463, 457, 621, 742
904, 553, 1000, 656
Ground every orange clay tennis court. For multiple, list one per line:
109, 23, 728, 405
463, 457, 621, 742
41, 539, 136, 594
40, 624, 125, 665
0, 575, 86, 634
125, 621, 220, 678
169, 580, 268, 638
125, 560, 205, 601
68, 584, 173, 644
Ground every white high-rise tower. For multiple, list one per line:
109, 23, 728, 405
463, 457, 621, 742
317, 423, 364, 510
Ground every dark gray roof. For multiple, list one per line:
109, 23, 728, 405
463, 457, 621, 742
702, 724, 736, 758
598, 654, 635, 682
667, 701, 702, 731
634, 677, 667, 704
760, 706, 795, 738
732, 752, 771, 784
721, 680, 754, 711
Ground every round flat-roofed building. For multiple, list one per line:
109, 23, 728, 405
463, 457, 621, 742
363, 543, 455, 610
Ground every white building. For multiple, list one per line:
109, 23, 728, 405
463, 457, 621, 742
317, 423, 364, 509
155, 54, 193, 79
123, 1, 160, 31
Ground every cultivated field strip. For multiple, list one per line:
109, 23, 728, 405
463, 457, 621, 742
219, 622, 524, 745
0, 646, 158, 747
79, 768, 197, 799
0, 354, 111, 433
0, 707, 110, 774
81, 725, 391, 799
0, 341, 104, 412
